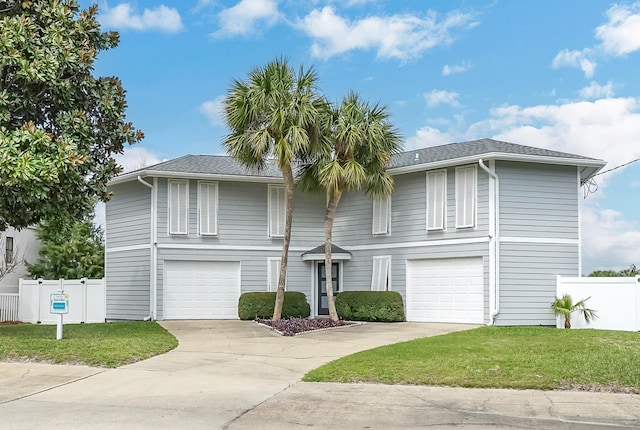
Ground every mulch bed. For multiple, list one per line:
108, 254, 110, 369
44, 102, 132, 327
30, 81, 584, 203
0, 321, 23, 326
255, 317, 359, 336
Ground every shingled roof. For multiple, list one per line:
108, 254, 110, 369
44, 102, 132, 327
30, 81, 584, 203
112, 138, 605, 184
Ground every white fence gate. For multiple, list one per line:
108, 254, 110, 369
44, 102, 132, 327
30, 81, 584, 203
17, 278, 105, 324
556, 275, 640, 331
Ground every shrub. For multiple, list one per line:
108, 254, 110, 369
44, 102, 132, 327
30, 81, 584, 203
238, 292, 310, 320
335, 291, 405, 322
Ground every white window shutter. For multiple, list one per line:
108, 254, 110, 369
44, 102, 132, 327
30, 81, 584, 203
199, 182, 218, 235
269, 186, 285, 237
456, 166, 476, 228
372, 196, 390, 235
169, 180, 188, 235
426, 171, 446, 230
371, 256, 391, 291
268, 258, 284, 292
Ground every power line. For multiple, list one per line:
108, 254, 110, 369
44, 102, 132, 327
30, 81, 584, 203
594, 158, 640, 176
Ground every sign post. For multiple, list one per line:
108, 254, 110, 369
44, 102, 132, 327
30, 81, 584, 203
50, 293, 69, 340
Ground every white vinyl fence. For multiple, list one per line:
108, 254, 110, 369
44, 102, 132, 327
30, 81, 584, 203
0, 293, 19, 322
556, 275, 640, 331
17, 278, 105, 324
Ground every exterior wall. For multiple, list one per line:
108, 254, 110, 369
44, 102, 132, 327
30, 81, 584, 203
495, 162, 580, 326
105, 181, 152, 320
0, 227, 40, 293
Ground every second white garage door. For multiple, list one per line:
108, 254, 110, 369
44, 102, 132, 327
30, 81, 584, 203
407, 257, 484, 323
163, 260, 240, 319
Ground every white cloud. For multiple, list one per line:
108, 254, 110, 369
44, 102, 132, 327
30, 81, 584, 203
578, 81, 614, 99
100, 3, 184, 33
114, 147, 163, 173
595, 2, 640, 56
424, 89, 460, 108
296, 6, 476, 61
405, 126, 456, 150
211, 0, 280, 38
199, 96, 225, 127
552, 49, 597, 78
442, 60, 471, 76
581, 200, 640, 274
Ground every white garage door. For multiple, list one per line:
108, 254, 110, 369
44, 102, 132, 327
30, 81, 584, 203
164, 260, 240, 319
407, 257, 484, 323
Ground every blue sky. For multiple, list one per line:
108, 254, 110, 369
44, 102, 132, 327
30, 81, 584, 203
85, 0, 640, 274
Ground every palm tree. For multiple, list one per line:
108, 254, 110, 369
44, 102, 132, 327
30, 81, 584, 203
223, 58, 325, 320
551, 294, 598, 329
299, 92, 402, 321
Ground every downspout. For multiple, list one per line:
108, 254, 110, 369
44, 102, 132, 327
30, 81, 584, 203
478, 159, 500, 325
137, 176, 157, 321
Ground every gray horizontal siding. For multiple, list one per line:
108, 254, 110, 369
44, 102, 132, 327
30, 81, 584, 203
333, 166, 490, 248
106, 182, 151, 249
497, 162, 578, 239
155, 178, 325, 248
105, 249, 150, 320
496, 242, 579, 326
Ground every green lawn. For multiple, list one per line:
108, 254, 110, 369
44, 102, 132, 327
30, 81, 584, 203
304, 326, 640, 391
0, 321, 178, 368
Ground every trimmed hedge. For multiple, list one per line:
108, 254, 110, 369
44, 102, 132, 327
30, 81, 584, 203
238, 291, 310, 320
335, 291, 405, 322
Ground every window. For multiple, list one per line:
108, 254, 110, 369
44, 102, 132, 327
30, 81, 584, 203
198, 182, 218, 235
267, 258, 286, 292
268, 185, 285, 237
169, 180, 188, 235
426, 170, 446, 230
371, 256, 391, 291
372, 196, 391, 235
5, 236, 13, 264
456, 166, 477, 228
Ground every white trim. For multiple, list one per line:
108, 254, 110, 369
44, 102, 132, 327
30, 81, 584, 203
348, 236, 488, 251
388, 152, 605, 176
197, 181, 219, 236
500, 236, 580, 244
157, 243, 294, 251
426, 169, 447, 231
106, 243, 152, 253
302, 252, 352, 261
110, 171, 283, 186
455, 165, 477, 229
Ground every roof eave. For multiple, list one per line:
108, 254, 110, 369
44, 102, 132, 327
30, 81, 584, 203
388, 152, 606, 177
108, 170, 283, 186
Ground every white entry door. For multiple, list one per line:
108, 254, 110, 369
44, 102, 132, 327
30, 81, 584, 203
163, 260, 240, 319
407, 257, 484, 323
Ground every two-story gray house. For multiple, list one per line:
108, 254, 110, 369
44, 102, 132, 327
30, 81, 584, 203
105, 138, 605, 325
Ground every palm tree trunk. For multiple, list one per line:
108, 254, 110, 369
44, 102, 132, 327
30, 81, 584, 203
565, 317, 571, 329
273, 165, 295, 321
324, 189, 342, 322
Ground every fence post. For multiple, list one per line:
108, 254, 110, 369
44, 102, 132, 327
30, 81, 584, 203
81, 278, 87, 323
37, 278, 43, 324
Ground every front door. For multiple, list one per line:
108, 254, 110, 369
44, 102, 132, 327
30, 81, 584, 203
317, 262, 339, 315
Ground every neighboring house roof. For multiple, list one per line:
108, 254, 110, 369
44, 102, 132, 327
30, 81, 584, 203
109, 138, 606, 185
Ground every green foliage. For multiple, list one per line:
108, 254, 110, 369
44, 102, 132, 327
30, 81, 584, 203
304, 326, 640, 391
0, 1, 142, 230
335, 291, 405, 322
0, 321, 177, 368
238, 292, 311, 320
589, 264, 638, 277
28, 215, 104, 279
551, 293, 598, 329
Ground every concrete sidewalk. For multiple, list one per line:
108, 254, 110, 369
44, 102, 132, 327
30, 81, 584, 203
1, 320, 639, 429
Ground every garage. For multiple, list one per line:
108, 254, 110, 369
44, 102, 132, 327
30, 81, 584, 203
406, 257, 484, 323
163, 260, 241, 319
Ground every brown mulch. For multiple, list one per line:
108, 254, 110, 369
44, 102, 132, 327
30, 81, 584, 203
0, 321, 23, 326
255, 317, 358, 336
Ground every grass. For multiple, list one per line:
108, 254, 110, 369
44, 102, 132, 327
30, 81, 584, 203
0, 321, 178, 368
304, 326, 640, 392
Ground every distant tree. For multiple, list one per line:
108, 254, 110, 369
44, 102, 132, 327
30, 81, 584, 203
28, 216, 104, 279
0, 0, 143, 231
298, 92, 402, 321
588, 264, 638, 277
223, 58, 325, 320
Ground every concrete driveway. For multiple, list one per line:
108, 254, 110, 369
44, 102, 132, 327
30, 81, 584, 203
1, 320, 639, 429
